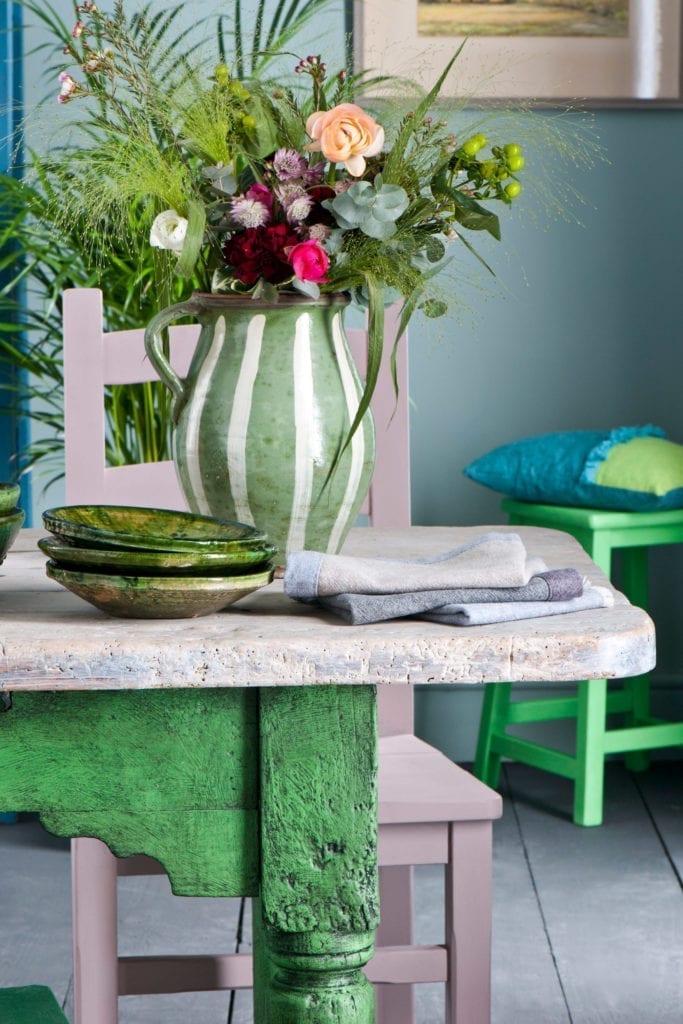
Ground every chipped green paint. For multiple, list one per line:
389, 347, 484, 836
258, 685, 378, 1023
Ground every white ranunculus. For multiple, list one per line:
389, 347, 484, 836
149, 209, 188, 253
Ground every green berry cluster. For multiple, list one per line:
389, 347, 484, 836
451, 134, 525, 203
211, 64, 257, 132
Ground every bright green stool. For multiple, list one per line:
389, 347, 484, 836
0, 986, 69, 1023
474, 501, 683, 827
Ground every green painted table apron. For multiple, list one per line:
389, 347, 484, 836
0, 527, 656, 1024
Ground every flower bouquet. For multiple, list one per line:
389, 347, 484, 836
56, 0, 526, 438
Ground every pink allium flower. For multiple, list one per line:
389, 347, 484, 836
285, 194, 314, 224
289, 239, 329, 283
303, 160, 325, 185
273, 148, 308, 180
274, 182, 304, 205
231, 197, 271, 228
307, 223, 332, 242
246, 183, 274, 215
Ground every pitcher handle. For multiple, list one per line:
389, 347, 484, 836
144, 296, 203, 421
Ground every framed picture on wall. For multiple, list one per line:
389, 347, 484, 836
353, 0, 683, 107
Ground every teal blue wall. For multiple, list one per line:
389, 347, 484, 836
409, 109, 683, 758
409, 109, 683, 531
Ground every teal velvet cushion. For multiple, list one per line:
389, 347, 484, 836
463, 425, 683, 511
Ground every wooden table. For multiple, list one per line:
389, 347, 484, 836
0, 526, 655, 1023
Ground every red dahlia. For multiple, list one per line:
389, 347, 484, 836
222, 223, 300, 285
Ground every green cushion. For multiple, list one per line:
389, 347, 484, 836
0, 986, 69, 1023
464, 426, 683, 511
595, 435, 683, 496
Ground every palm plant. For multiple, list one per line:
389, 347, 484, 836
0, 0, 338, 489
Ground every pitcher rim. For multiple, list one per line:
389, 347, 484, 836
189, 291, 350, 310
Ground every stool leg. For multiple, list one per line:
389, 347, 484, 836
573, 679, 607, 827
620, 547, 651, 772
474, 683, 512, 788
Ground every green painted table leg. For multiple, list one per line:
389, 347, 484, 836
0, 690, 261, 896
1, 686, 379, 1020
258, 685, 379, 1024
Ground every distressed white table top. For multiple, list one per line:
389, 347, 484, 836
0, 527, 655, 691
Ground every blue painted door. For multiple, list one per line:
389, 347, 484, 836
0, 1, 30, 520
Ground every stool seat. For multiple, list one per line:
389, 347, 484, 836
501, 501, 683, 575
0, 986, 69, 1023
474, 499, 683, 827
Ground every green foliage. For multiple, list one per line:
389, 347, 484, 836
1, 0, 339, 485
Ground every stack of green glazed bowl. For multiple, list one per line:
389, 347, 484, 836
0, 484, 25, 566
39, 504, 276, 618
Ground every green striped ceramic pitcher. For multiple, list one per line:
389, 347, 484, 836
144, 292, 375, 563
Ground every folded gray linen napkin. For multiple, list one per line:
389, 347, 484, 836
285, 532, 547, 601
421, 587, 614, 627
284, 531, 614, 627
315, 569, 585, 625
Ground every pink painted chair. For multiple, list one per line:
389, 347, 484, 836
63, 287, 502, 1024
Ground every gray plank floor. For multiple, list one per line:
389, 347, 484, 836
1, 761, 681, 1023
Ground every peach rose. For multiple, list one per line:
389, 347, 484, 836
305, 103, 384, 177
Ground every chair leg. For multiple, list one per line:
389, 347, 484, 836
573, 679, 607, 827
72, 837, 119, 1024
375, 865, 415, 1024
446, 820, 493, 1024
473, 683, 512, 788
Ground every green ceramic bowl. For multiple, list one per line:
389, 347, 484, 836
38, 535, 276, 575
0, 508, 25, 565
42, 505, 268, 553
0, 483, 20, 516
45, 561, 274, 618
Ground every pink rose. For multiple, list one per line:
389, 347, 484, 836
289, 239, 330, 283
305, 103, 384, 176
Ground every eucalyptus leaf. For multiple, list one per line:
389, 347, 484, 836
202, 163, 237, 196
292, 277, 321, 299
326, 180, 409, 240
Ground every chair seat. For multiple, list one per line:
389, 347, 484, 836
379, 733, 502, 824
0, 986, 69, 1023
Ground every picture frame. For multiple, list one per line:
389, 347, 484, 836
353, 1, 683, 107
